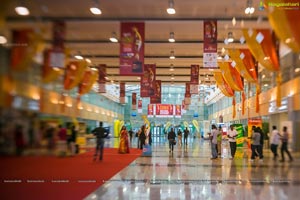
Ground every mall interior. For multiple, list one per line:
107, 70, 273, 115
0, 0, 300, 199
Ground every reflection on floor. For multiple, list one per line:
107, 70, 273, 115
85, 137, 300, 200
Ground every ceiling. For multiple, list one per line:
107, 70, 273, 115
2, 0, 271, 87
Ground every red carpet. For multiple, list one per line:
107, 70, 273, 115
0, 148, 142, 200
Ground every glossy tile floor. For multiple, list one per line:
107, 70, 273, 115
85, 136, 300, 200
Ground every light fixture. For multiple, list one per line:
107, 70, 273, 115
167, 0, 176, 15
169, 50, 175, 59
295, 68, 300, 73
85, 58, 92, 63
109, 32, 118, 43
90, 0, 102, 15
169, 64, 175, 71
0, 35, 7, 44
15, 1, 30, 16
168, 32, 175, 42
227, 32, 234, 43
171, 74, 175, 80
74, 52, 83, 60
232, 17, 236, 26
245, 0, 255, 15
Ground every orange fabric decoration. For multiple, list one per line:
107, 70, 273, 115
213, 72, 234, 97
219, 62, 244, 91
64, 61, 88, 90
242, 91, 246, 115
255, 84, 261, 113
232, 97, 236, 119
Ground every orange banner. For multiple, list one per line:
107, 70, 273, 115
266, 0, 300, 53
64, 61, 88, 90
78, 68, 98, 96
213, 72, 234, 97
218, 62, 244, 91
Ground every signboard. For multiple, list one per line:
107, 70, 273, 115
175, 105, 182, 118
190, 64, 199, 84
120, 82, 125, 104
150, 80, 161, 104
203, 20, 218, 68
155, 104, 174, 117
120, 22, 145, 75
147, 104, 154, 117
132, 93, 136, 110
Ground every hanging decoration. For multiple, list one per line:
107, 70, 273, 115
242, 29, 279, 71
120, 82, 125, 104
213, 72, 235, 97
132, 93, 137, 110
232, 97, 236, 119
255, 84, 261, 113
203, 20, 218, 68
266, 0, 300, 53
64, 60, 88, 90
97, 64, 107, 93
218, 62, 244, 91
141, 64, 156, 97
120, 22, 145, 75
78, 68, 98, 96
228, 49, 258, 83
241, 91, 246, 115
150, 80, 161, 104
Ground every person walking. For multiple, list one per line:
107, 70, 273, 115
279, 126, 293, 162
91, 122, 109, 161
270, 126, 280, 161
177, 128, 183, 147
168, 127, 176, 153
139, 125, 146, 150
183, 127, 189, 146
210, 124, 218, 160
128, 128, 133, 146
250, 127, 263, 162
227, 125, 237, 159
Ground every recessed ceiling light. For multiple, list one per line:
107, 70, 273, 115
295, 68, 300, 73
15, 6, 30, 16
167, 0, 176, 14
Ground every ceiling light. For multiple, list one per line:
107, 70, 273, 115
227, 32, 234, 43
15, 6, 30, 16
295, 68, 300, 73
109, 32, 118, 43
169, 64, 174, 71
170, 50, 175, 59
0, 35, 7, 44
232, 17, 236, 26
74, 52, 83, 60
167, 0, 176, 15
217, 55, 223, 60
264, 83, 269, 87
245, 0, 255, 15
262, 74, 265, 79
85, 58, 91, 63
168, 32, 175, 42
90, 0, 102, 15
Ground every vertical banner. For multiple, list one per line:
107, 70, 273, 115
52, 21, 66, 50
184, 83, 191, 105
120, 22, 145, 75
132, 93, 137, 110
148, 104, 154, 117
120, 82, 125, 104
190, 64, 199, 84
140, 64, 156, 97
203, 20, 218, 68
182, 100, 186, 113
150, 80, 161, 104
138, 100, 143, 113
175, 105, 182, 118
98, 64, 106, 93
190, 64, 199, 94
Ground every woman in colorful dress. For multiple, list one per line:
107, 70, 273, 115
118, 126, 130, 154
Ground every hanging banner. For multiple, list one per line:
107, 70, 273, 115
175, 105, 182, 118
203, 20, 218, 68
132, 93, 137, 110
182, 100, 187, 113
190, 64, 199, 84
98, 64, 106, 93
147, 104, 154, 117
138, 100, 143, 113
140, 64, 156, 97
184, 82, 191, 105
150, 80, 161, 104
120, 82, 125, 104
120, 22, 145, 75
52, 21, 66, 50
155, 104, 174, 117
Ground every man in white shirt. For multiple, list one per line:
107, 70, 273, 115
227, 125, 238, 159
210, 124, 219, 159
270, 125, 280, 161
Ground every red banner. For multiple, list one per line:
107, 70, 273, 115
148, 104, 154, 117
120, 82, 125, 104
150, 80, 161, 104
190, 64, 199, 84
120, 22, 145, 75
132, 93, 136, 110
203, 20, 218, 68
138, 100, 142, 113
155, 104, 174, 117
52, 21, 66, 50
175, 105, 182, 118
98, 64, 106, 93
140, 64, 156, 97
